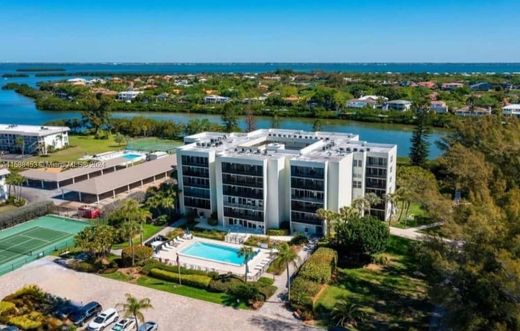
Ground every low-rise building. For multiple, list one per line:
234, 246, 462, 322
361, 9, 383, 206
204, 95, 231, 104
117, 91, 142, 102
346, 95, 386, 109
503, 104, 520, 117
441, 82, 464, 90
470, 82, 493, 91
0, 168, 9, 202
0, 124, 69, 155
454, 106, 492, 117
430, 101, 449, 113
383, 100, 412, 112
177, 129, 397, 236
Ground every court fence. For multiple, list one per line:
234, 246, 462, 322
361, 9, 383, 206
0, 237, 75, 276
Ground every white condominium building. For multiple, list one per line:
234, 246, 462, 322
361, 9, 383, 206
177, 129, 396, 236
0, 124, 70, 155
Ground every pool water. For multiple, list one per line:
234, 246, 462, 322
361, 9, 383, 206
179, 242, 256, 266
122, 153, 142, 160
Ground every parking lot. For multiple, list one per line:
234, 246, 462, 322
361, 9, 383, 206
0, 258, 317, 331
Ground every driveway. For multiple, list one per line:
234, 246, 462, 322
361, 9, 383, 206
0, 258, 319, 331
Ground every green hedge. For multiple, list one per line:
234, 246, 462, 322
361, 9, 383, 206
0, 201, 54, 230
298, 247, 337, 284
142, 260, 218, 278
266, 228, 289, 236
290, 278, 321, 311
149, 268, 212, 289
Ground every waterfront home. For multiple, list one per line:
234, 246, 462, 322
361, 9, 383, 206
441, 82, 464, 90
503, 104, 520, 117
346, 95, 386, 109
117, 91, 142, 102
177, 129, 397, 235
0, 124, 69, 155
383, 100, 412, 112
204, 95, 231, 104
430, 101, 449, 113
415, 81, 437, 89
470, 82, 493, 91
454, 106, 492, 117
0, 168, 9, 202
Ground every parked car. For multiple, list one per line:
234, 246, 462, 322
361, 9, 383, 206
111, 318, 136, 331
138, 321, 158, 331
52, 301, 81, 319
69, 301, 102, 326
1, 327, 20, 331
87, 308, 119, 331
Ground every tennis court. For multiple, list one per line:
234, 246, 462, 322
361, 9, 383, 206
126, 137, 182, 153
0, 215, 90, 275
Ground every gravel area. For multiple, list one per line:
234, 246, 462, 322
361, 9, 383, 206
0, 258, 319, 331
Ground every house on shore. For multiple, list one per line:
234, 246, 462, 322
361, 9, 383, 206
346, 95, 386, 109
503, 104, 520, 117
430, 101, 449, 113
441, 82, 464, 91
117, 91, 142, 102
470, 82, 493, 91
454, 106, 492, 117
204, 95, 231, 104
383, 100, 412, 112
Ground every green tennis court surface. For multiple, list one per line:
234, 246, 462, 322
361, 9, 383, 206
126, 137, 182, 153
0, 215, 90, 275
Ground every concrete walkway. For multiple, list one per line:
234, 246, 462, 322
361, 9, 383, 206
389, 222, 443, 241
0, 258, 318, 331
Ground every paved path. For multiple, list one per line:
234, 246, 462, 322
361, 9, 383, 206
389, 222, 444, 241
0, 258, 319, 331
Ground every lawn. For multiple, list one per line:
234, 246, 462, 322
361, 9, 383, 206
392, 202, 433, 229
112, 223, 164, 250
314, 236, 432, 330
29, 135, 123, 162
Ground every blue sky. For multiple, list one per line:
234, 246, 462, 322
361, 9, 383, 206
0, 0, 519, 62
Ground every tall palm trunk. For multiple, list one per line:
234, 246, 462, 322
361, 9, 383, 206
286, 264, 291, 302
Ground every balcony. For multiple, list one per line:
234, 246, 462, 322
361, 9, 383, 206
223, 185, 263, 199
291, 212, 322, 225
222, 174, 263, 188
221, 163, 263, 176
291, 166, 324, 179
183, 187, 210, 199
184, 197, 210, 209
223, 201, 264, 211
291, 178, 324, 191
182, 178, 210, 189
182, 166, 209, 178
291, 201, 323, 214
224, 208, 264, 222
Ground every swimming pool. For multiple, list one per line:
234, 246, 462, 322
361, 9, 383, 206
122, 153, 143, 161
179, 242, 257, 266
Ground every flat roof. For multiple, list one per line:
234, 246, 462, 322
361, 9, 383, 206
62, 155, 176, 195
0, 124, 69, 137
20, 157, 131, 182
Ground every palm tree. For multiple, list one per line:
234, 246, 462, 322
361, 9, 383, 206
331, 298, 366, 328
384, 193, 398, 225
117, 293, 153, 331
119, 199, 151, 244
15, 136, 25, 156
6, 173, 24, 201
317, 208, 337, 239
364, 192, 382, 216
238, 246, 256, 282
120, 221, 141, 266
271, 243, 298, 302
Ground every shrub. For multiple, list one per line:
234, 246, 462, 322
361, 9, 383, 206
121, 245, 153, 267
68, 260, 97, 273
289, 233, 309, 246
8, 312, 44, 330
255, 283, 277, 300
228, 283, 263, 303
373, 253, 390, 266
165, 228, 184, 240
207, 217, 218, 226
141, 260, 217, 278
290, 278, 321, 312
244, 235, 270, 247
149, 268, 212, 289
298, 247, 337, 284
257, 277, 275, 287
192, 228, 225, 241
267, 228, 289, 236
0, 301, 15, 317
0, 201, 54, 230
208, 276, 244, 293
333, 216, 389, 258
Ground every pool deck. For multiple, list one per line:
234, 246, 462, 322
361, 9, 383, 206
155, 237, 273, 279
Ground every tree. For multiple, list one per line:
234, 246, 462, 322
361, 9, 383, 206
333, 215, 389, 259
114, 132, 127, 146
14, 136, 25, 156
74, 224, 115, 259
409, 109, 431, 167
108, 199, 151, 244
144, 182, 176, 220
117, 294, 153, 331
81, 95, 111, 137
312, 119, 322, 132
221, 103, 239, 132
237, 246, 256, 282
244, 108, 256, 132
5, 173, 24, 201
271, 243, 298, 302
364, 192, 382, 216
119, 221, 141, 266
331, 298, 366, 328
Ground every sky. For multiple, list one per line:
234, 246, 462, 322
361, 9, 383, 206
0, 0, 519, 63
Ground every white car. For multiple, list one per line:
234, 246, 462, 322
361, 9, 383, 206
111, 318, 136, 331
87, 308, 119, 331
138, 321, 158, 331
